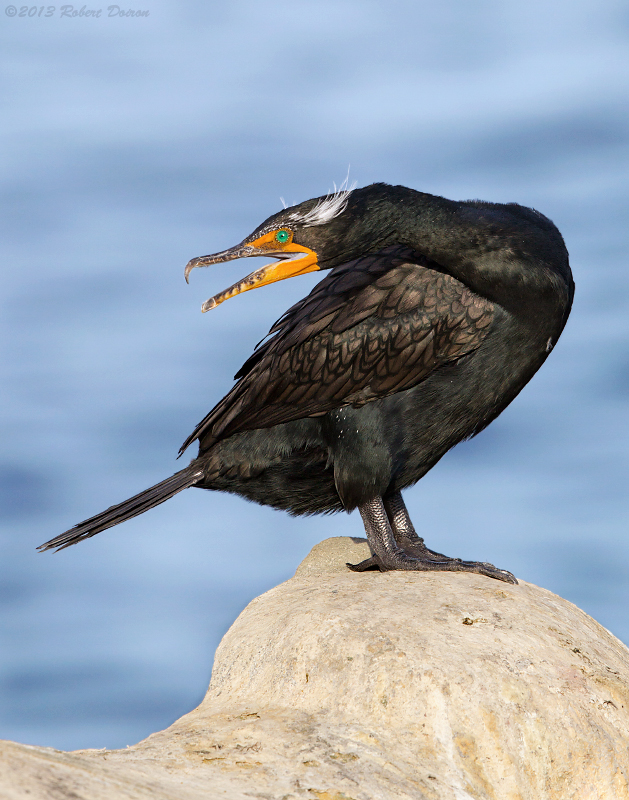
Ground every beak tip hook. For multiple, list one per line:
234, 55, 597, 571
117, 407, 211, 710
184, 262, 195, 284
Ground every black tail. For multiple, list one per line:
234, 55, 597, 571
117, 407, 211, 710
38, 464, 205, 552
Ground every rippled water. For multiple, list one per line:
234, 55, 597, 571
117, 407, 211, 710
1, 0, 628, 750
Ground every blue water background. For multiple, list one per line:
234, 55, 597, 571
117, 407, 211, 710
1, 0, 628, 750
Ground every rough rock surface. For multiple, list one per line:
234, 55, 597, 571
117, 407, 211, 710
2, 536, 629, 799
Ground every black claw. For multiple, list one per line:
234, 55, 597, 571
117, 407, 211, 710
346, 556, 382, 572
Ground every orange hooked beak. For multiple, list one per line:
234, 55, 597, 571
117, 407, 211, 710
184, 229, 320, 312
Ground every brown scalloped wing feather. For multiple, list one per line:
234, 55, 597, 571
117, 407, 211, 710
180, 246, 493, 455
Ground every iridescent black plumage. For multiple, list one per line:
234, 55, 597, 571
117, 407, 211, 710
40, 184, 573, 583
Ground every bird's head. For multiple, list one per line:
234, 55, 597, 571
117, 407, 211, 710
184, 182, 400, 311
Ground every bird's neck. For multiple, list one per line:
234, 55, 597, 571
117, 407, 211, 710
387, 189, 570, 309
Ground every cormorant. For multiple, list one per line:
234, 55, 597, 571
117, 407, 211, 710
39, 183, 574, 584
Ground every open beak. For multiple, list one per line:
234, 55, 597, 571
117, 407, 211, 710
184, 238, 319, 312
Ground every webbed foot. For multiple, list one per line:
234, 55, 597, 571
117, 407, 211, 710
349, 493, 518, 585
347, 549, 516, 583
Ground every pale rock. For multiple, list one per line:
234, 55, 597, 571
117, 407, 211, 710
2, 536, 629, 799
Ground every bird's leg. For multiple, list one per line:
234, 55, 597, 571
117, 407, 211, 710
346, 496, 408, 572
382, 490, 451, 559
347, 496, 518, 584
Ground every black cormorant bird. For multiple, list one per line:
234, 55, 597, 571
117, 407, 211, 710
40, 183, 574, 584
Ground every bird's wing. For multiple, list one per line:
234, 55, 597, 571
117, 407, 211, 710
180, 246, 494, 454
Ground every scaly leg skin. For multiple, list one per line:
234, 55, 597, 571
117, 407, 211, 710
383, 490, 452, 560
347, 495, 517, 584
346, 492, 459, 568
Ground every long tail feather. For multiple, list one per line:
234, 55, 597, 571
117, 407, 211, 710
38, 464, 205, 552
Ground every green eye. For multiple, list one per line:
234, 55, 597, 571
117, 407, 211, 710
275, 229, 290, 244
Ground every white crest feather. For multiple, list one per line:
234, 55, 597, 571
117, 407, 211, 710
288, 175, 357, 227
